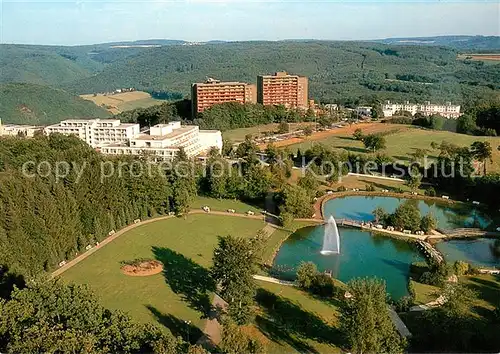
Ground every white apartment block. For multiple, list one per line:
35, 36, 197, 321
0, 119, 42, 137
382, 101, 461, 119
45, 119, 222, 160
44, 119, 140, 148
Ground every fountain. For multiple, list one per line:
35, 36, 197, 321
321, 215, 340, 255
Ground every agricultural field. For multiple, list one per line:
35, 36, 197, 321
458, 53, 500, 63
80, 91, 164, 114
284, 124, 500, 173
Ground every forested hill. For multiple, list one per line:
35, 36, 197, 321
1, 39, 499, 113
62, 41, 500, 105
374, 35, 500, 51
0, 83, 110, 125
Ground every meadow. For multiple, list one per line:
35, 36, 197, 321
285, 124, 500, 173
60, 210, 343, 352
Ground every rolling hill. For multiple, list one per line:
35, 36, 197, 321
0, 83, 111, 125
61, 41, 500, 106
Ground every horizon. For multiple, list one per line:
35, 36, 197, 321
2, 34, 500, 47
1, 0, 499, 46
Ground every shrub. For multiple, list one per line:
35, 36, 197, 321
296, 262, 318, 289
424, 187, 436, 197
310, 273, 341, 298
407, 279, 416, 302
337, 186, 347, 192
395, 296, 413, 312
365, 184, 376, 192
453, 260, 470, 276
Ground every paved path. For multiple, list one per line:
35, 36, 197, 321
197, 294, 227, 348
388, 306, 412, 338
253, 274, 295, 286
51, 209, 271, 278
347, 172, 405, 182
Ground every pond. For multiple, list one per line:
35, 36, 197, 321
272, 225, 423, 300
323, 195, 492, 230
436, 238, 500, 268
272, 196, 498, 299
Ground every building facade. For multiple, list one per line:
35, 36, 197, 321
191, 78, 256, 116
0, 119, 42, 137
44, 119, 140, 148
382, 101, 461, 119
257, 72, 308, 109
45, 119, 222, 160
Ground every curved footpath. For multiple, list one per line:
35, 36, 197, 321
51, 210, 319, 278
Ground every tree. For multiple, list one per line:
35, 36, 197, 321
0, 280, 181, 353
470, 141, 492, 175
405, 166, 422, 191
277, 121, 290, 134
297, 171, 319, 198
363, 134, 386, 152
341, 278, 406, 354
303, 125, 313, 136
211, 235, 258, 324
296, 261, 318, 289
219, 318, 265, 354
372, 207, 388, 224
457, 114, 477, 134
420, 213, 437, 233
352, 128, 364, 141
391, 200, 421, 231
275, 185, 313, 219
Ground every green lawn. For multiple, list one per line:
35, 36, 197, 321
192, 196, 262, 214
223, 122, 315, 143
410, 280, 439, 305
287, 126, 500, 173
251, 280, 343, 353
61, 214, 265, 331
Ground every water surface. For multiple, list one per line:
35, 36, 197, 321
273, 226, 423, 299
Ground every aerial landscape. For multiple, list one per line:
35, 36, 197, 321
0, 1, 499, 353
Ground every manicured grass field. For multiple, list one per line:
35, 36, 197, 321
61, 214, 265, 330
192, 196, 262, 214
223, 122, 315, 143
287, 125, 500, 173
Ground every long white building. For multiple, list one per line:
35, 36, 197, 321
0, 119, 42, 137
44, 118, 140, 148
44, 119, 222, 160
382, 101, 461, 119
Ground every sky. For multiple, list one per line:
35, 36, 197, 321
0, 0, 499, 45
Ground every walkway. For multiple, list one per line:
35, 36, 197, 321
388, 307, 412, 338
197, 294, 227, 348
51, 209, 274, 278
253, 274, 295, 286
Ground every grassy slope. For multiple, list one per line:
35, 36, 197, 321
0, 83, 111, 125
287, 125, 500, 173
61, 214, 264, 329
252, 280, 342, 353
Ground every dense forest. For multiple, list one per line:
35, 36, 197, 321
0, 83, 110, 125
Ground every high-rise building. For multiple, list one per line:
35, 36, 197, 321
191, 78, 256, 116
257, 71, 308, 109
